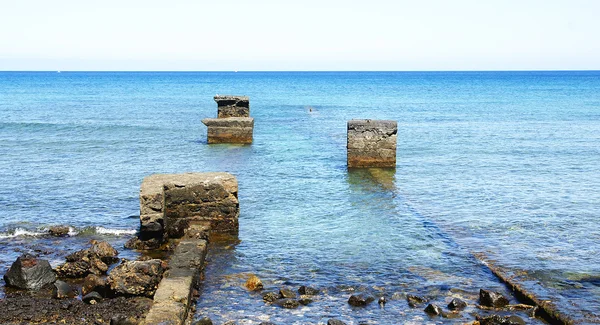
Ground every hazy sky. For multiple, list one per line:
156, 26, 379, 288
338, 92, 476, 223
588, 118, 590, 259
1, 0, 598, 71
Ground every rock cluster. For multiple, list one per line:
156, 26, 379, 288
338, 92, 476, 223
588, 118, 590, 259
202, 95, 254, 144
347, 119, 397, 168
55, 240, 119, 277
108, 259, 165, 297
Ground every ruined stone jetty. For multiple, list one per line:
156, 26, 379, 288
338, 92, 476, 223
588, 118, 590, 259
135, 172, 239, 325
347, 119, 397, 168
202, 95, 254, 144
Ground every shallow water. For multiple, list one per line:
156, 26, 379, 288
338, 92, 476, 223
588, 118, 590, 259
1, 71, 599, 323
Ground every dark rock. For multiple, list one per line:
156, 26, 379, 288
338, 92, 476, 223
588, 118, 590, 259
480, 289, 509, 308
82, 274, 109, 296
478, 314, 526, 325
348, 294, 375, 307
274, 298, 300, 309
298, 285, 319, 295
82, 291, 103, 304
56, 240, 119, 277
406, 294, 428, 307
424, 303, 444, 316
298, 296, 313, 305
328, 319, 347, 325
110, 315, 138, 325
192, 317, 213, 325
262, 291, 280, 303
447, 297, 467, 310
222, 321, 237, 325
53, 280, 76, 299
48, 226, 70, 237
378, 296, 387, 306
279, 287, 297, 299
3, 253, 56, 290
108, 259, 164, 297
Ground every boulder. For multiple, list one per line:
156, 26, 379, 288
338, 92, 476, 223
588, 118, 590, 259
53, 280, 76, 299
262, 291, 279, 303
298, 285, 319, 295
479, 289, 509, 308
448, 297, 467, 310
279, 287, 296, 299
108, 259, 164, 297
55, 240, 119, 278
348, 294, 375, 307
192, 317, 213, 325
82, 291, 103, 304
424, 303, 444, 316
81, 274, 109, 296
48, 225, 70, 237
298, 296, 313, 305
3, 253, 56, 290
406, 294, 428, 308
274, 298, 300, 309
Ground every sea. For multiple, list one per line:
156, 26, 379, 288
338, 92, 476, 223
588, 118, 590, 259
0, 71, 599, 324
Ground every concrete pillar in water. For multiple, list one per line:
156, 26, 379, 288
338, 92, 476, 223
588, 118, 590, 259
138, 172, 239, 241
347, 119, 397, 168
202, 95, 254, 143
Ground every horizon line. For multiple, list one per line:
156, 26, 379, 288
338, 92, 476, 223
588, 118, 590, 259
1, 69, 599, 73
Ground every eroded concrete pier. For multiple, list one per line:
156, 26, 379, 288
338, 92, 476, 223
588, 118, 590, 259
202, 95, 254, 144
347, 119, 397, 168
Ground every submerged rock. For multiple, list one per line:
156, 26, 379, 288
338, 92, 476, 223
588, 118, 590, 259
55, 240, 119, 278
298, 285, 319, 295
48, 225, 70, 237
124, 237, 164, 250
348, 294, 375, 307
262, 291, 279, 303
298, 295, 313, 305
479, 289, 509, 308
327, 319, 347, 325
108, 259, 164, 297
3, 253, 56, 290
406, 294, 428, 307
478, 314, 526, 325
245, 274, 263, 291
274, 298, 300, 309
53, 280, 76, 299
192, 317, 213, 325
448, 297, 467, 310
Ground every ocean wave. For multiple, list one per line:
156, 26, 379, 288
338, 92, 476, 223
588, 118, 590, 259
0, 226, 136, 239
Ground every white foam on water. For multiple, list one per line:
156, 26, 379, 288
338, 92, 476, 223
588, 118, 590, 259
94, 226, 136, 235
0, 228, 45, 239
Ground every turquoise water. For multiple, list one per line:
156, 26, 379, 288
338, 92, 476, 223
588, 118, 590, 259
1, 72, 599, 323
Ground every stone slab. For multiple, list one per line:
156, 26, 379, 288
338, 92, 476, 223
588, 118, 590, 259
347, 119, 397, 168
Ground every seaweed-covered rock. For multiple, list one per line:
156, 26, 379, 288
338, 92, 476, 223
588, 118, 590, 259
262, 291, 280, 303
3, 253, 56, 290
279, 287, 297, 299
406, 294, 428, 307
192, 317, 214, 325
348, 294, 375, 307
424, 303, 444, 316
48, 225, 70, 237
327, 319, 347, 325
274, 298, 300, 309
479, 289, 509, 308
108, 259, 164, 297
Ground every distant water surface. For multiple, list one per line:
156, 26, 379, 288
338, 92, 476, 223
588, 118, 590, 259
0, 71, 599, 323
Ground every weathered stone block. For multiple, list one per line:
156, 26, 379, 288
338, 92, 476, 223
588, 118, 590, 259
138, 173, 239, 240
202, 117, 253, 144
347, 119, 397, 168
214, 95, 250, 118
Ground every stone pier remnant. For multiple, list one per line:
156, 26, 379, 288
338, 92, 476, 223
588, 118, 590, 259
347, 119, 397, 168
202, 95, 254, 144
138, 172, 239, 242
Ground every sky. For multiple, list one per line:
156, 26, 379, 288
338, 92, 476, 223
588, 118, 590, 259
0, 0, 599, 71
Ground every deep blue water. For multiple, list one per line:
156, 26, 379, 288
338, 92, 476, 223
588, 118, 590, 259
0, 71, 599, 324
